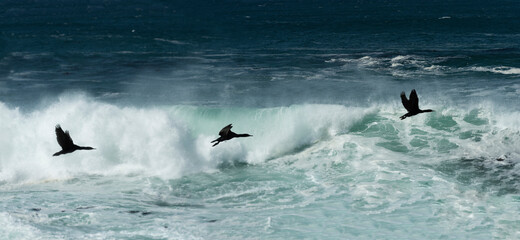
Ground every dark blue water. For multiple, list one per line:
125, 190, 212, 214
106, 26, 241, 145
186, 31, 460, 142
1, 0, 519, 107
1, 1, 520, 239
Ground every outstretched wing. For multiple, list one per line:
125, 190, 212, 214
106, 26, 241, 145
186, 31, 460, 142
400, 91, 413, 112
409, 89, 419, 110
219, 124, 233, 137
55, 125, 74, 149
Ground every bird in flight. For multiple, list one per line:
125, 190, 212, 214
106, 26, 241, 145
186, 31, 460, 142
53, 124, 95, 156
400, 89, 433, 120
211, 124, 252, 147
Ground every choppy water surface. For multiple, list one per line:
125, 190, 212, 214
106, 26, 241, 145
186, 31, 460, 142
1, 0, 520, 239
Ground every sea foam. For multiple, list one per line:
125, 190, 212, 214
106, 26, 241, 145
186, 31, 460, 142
0, 94, 373, 184
1, 93, 519, 184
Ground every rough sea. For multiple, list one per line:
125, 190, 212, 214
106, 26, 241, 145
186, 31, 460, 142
1, 0, 520, 239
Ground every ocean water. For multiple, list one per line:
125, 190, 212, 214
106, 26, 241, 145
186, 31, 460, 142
1, 0, 520, 239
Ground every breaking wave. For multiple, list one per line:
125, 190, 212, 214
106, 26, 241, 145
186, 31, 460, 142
0, 93, 519, 185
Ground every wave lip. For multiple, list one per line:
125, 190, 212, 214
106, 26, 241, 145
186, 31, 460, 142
470, 66, 520, 75
153, 38, 189, 45
327, 55, 452, 77
327, 55, 520, 78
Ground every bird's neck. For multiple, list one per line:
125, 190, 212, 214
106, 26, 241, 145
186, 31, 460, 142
236, 134, 251, 138
421, 109, 433, 113
77, 146, 94, 150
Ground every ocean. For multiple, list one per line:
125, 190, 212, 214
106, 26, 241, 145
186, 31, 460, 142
1, 0, 520, 239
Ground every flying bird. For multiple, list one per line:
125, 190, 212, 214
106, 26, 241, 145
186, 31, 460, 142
211, 124, 252, 147
53, 124, 95, 156
400, 89, 433, 120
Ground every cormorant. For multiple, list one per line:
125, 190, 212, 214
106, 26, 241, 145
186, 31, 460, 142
53, 124, 95, 156
400, 89, 434, 120
211, 124, 252, 147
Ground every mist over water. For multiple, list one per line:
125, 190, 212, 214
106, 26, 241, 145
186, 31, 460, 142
1, 0, 520, 239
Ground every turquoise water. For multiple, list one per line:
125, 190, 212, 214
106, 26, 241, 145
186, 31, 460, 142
1, 0, 520, 239
1, 98, 520, 239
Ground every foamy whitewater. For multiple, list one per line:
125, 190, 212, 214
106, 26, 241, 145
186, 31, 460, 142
1, 0, 520, 239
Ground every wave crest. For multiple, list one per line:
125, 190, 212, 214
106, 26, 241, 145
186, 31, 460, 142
0, 95, 372, 183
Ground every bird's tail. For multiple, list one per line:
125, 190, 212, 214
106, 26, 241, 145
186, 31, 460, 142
212, 141, 220, 147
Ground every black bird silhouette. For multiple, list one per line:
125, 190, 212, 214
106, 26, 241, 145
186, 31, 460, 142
211, 124, 252, 147
400, 89, 434, 120
53, 125, 94, 156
